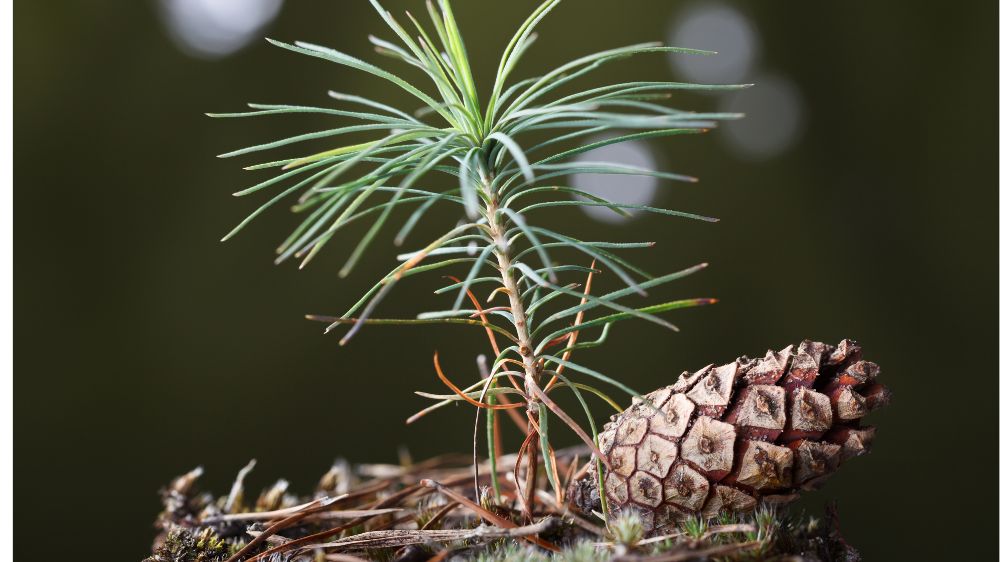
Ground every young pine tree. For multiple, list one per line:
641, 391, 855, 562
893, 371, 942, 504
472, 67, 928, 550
209, 0, 884, 532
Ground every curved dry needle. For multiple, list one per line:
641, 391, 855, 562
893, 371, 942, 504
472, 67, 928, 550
433, 351, 525, 410
445, 274, 531, 435
545, 260, 597, 391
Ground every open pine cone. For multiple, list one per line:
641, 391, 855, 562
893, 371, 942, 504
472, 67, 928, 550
584, 339, 889, 530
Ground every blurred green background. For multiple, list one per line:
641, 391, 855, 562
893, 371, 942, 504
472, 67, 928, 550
15, 1, 997, 559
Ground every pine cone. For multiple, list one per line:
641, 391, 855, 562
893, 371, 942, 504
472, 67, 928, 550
588, 339, 889, 531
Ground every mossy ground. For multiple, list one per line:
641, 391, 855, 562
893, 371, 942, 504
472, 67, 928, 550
143, 454, 861, 562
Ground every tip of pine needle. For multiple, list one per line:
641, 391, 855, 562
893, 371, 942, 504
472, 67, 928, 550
699, 298, 719, 305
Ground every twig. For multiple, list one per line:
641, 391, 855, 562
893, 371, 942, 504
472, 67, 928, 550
420, 479, 559, 552
420, 501, 460, 530
223, 497, 339, 562
324, 555, 370, 562
533, 488, 605, 537
311, 518, 559, 552
242, 481, 429, 562
202, 494, 351, 524
702, 523, 756, 539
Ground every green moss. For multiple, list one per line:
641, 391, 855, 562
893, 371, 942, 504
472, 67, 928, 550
607, 509, 645, 549
143, 528, 230, 562
552, 542, 610, 562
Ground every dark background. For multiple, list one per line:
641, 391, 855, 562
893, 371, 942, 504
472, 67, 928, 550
15, 1, 998, 560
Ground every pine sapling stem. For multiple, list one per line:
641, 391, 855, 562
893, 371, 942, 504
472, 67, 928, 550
485, 184, 541, 515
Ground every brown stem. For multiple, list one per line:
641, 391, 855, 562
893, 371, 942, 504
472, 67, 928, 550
524, 422, 538, 519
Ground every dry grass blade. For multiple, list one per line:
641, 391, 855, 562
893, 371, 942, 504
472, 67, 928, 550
543, 440, 563, 505
223, 459, 256, 513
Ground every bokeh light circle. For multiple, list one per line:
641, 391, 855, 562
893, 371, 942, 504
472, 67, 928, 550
569, 138, 661, 225
668, 3, 758, 83
720, 74, 805, 160
159, 0, 283, 59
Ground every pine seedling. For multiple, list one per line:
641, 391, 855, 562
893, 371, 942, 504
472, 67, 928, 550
607, 509, 646, 551
211, 0, 745, 522
681, 516, 708, 542
552, 542, 610, 562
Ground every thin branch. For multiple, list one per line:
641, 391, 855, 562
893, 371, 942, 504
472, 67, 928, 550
419, 479, 559, 552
